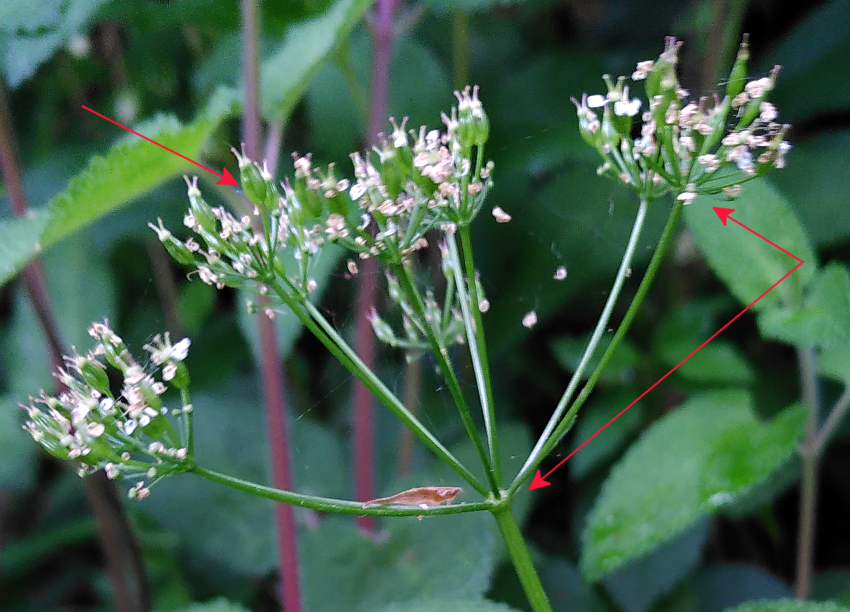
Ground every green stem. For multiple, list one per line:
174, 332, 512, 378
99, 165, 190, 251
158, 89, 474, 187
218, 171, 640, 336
795, 345, 820, 600
511, 200, 682, 495
453, 228, 501, 485
193, 465, 495, 516
396, 265, 499, 493
510, 198, 650, 492
270, 283, 488, 496
181, 387, 194, 457
492, 504, 553, 612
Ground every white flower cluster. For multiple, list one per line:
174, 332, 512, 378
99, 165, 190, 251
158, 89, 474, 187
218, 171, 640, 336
573, 37, 791, 204
302, 86, 494, 267
21, 321, 194, 499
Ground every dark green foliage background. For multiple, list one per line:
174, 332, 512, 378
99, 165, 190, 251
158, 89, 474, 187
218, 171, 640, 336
1, 0, 850, 611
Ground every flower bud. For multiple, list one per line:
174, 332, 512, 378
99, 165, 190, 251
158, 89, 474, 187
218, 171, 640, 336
148, 219, 196, 266
454, 86, 490, 148
726, 36, 750, 100
367, 308, 396, 345
77, 358, 111, 397
234, 150, 272, 209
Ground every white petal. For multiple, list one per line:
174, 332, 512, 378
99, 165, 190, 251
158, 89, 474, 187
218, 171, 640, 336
587, 94, 607, 108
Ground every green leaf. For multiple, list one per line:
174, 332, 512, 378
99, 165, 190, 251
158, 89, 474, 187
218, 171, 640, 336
0, 395, 35, 491
722, 599, 850, 612
0, 209, 49, 286
695, 564, 792, 612
580, 390, 806, 581
651, 300, 753, 384
0, 0, 109, 87
813, 569, 850, 608
377, 601, 521, 612
260, 0, 373, 122
2, 231, 118, 399
41, 88, 238, 249
818, 344, 850, 383
301, 514, 495, 612
758, 0, 850, 124
139, 379, 349, 574
571, 390, 644, 479
164, 599, 251, 612
552, 335, 640, 385
684, 180, 816, 314
771, 131, 850, 248
602, 520, 709, 612
758, 262, 850, 349
422, 0, 526, 13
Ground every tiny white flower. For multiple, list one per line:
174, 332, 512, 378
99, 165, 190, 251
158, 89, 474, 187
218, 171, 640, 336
522, 311, 538, 329
171, 338, 191, 361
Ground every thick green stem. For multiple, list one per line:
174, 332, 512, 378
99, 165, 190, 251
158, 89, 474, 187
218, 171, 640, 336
396, 266, 499, 493
193, 465, 494, 516
269, 283, 487, 496
796, 345, 820, 600
511, 198, 652, 492
492, 505, 553, 612
456, 226, 501, 485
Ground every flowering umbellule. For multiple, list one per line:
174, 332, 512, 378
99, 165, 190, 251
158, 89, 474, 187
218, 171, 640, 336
573, 36, 791, 204
21, 321, 194, 499
150, 86, 496, 355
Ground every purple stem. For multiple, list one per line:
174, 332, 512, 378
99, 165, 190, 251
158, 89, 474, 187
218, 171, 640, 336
241, 1, 303, 610
0, 85, 149, 612
353, 0, 398, 533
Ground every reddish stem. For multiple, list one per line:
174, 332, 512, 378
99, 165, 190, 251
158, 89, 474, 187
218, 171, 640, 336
352, 0, 398, 533
0, 84, 149, 612
240, 0, 303, 609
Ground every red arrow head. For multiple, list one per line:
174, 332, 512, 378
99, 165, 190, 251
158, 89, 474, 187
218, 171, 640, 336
529, 470, 551, 491
713, 207, 735, 225
216, 168, 239, 186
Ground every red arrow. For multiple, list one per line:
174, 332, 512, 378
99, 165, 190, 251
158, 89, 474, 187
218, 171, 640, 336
81, 105, 238, 186
530, 206, 805, 490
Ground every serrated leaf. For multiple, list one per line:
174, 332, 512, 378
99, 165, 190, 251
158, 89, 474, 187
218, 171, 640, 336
758, 262, 850, 349
580, 390, 806, 581
684, 181, 815, 314
41, 88, 238, 249
166, 599, 251, 612
723, 599, 850, 612
301, 514, 495, 612
138, 379, 348, 574
260, 0, 373, 122
0, 209, 49, 286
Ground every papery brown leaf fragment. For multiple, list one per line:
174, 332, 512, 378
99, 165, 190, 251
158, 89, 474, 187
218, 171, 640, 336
362, 486, 463, 508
